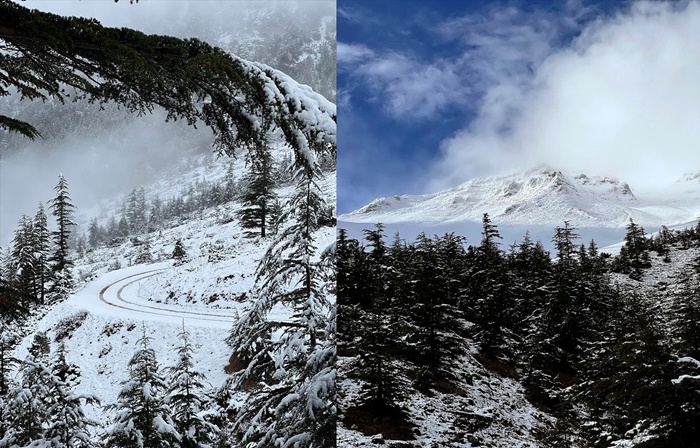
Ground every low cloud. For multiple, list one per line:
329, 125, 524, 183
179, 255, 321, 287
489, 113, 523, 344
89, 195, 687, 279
429, 1, 700, 192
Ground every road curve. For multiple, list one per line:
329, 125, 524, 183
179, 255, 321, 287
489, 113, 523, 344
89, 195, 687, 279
98, 269, 237, 325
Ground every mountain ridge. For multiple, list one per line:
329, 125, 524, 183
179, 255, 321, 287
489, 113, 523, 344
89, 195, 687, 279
342, 167, 700, 231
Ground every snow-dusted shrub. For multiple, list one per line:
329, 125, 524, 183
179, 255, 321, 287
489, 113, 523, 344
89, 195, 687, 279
101, 321, 124, 337
54, 310, 90, 342
76, 268, 96, 284
132, 240, 153, 265
201, 240, 227, 263
108, 259, 122, 271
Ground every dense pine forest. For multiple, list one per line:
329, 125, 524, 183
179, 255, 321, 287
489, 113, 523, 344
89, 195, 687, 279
338, 215, 700, 447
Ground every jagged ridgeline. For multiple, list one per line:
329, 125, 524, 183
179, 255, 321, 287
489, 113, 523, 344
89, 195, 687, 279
0, 0, 336, 167
338, 217, 700, 447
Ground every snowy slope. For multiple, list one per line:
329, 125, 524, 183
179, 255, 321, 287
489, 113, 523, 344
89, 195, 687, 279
343, 167, 700, 228
340, 167, 700, 250
338, 353, 550, 448
10, 145, 336, 433
12, 265, 235, 425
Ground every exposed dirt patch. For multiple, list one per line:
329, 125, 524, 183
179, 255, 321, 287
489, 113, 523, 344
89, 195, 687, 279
343, 401, 417, 441
224, 354, 248, 374
475, 352, 519, 380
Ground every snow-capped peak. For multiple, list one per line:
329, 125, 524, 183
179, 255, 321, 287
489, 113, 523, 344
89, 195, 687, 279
343, 167, 647, 228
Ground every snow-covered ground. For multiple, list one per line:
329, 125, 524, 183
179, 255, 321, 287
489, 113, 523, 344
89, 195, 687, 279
9, 145, 336, 431
12, 264, 234, 423
338, 352, 550, 448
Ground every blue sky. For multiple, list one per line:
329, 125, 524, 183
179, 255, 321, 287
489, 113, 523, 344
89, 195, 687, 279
337, 0, 700, 214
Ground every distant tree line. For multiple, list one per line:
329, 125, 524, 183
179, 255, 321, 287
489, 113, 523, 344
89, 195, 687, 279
338, 215, 700, 447
83, 153, 333, 254
84, 166, 238, 251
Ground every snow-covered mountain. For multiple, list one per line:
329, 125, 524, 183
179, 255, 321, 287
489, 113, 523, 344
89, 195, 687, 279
344, 167, 700, 228
340, 167, 700, 250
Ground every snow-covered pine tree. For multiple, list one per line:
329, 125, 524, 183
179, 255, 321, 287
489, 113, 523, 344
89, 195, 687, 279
0, 248, 27, 319
545, 221, 583, 364
223, 163, 237, 203
275, 152, 295, 187
673, 274, 700, 361
2, 0, 337, 165
117, 216, 129, 239
9, 214, 37, 304
106, 326, 177, 448
51, 341, 81, 389
48, 173, 76, 300
44, 348, 98, 448
236, 142, 277, 238
127, 186, 148, 235
105, 216, 118, 241
0, 333, 17, 397
1, 348, 96, 448
620, 219, 651, 279
410, 233, 468, 386
171, 239, 188, 266
226, 156, 335, 447
87, 217, 101, 249
28, 331, 50, 361
165, 323, 218, 448
337, 227, 378, 345
469, 213, 515, 359
266, 199, 284, 237
148, 196, 164, 233
33, 203, 51, 304
0, 356, 51, 447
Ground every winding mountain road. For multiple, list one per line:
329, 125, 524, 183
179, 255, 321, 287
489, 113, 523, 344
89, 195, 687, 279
68, 263, 236, 329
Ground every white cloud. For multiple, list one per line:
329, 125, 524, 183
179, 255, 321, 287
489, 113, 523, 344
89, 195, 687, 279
340, 3, 586, 121
338, 5, 382, 27
337, 42, 375, 66
339, 50, 472, 119
429, 1, 700, 192
356, 53, 471, 118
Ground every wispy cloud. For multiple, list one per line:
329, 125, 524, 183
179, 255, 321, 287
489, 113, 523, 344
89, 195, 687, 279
338, 6, 383, 27
337, 42, 375, 66
340, 46, 470, 119
355, 52, 470, 119
340, 2, 590, 122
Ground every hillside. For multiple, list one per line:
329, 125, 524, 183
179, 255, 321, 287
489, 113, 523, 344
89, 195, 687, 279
337, 219, 700, 448
1, 134, 336, 445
